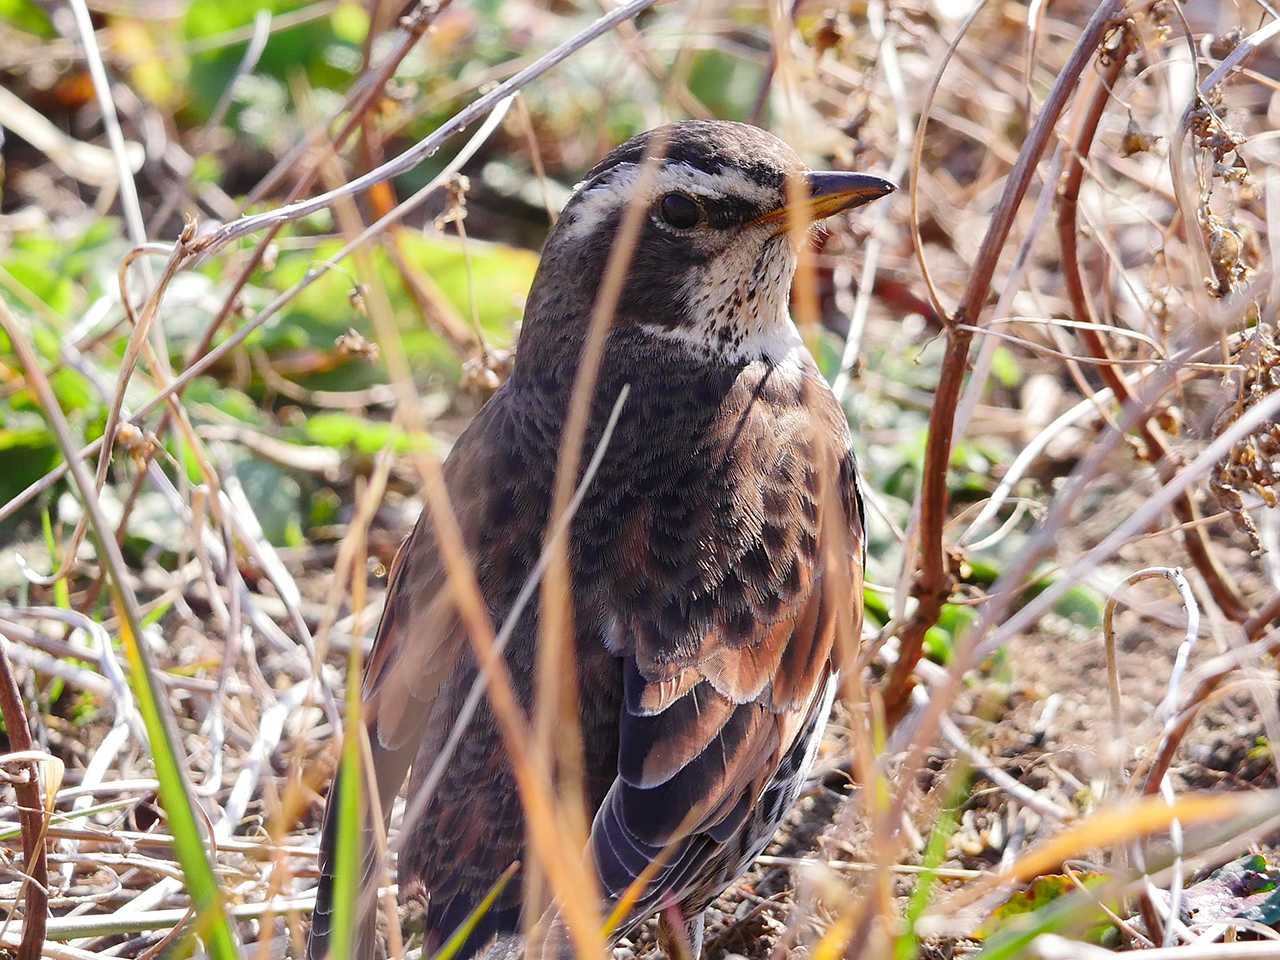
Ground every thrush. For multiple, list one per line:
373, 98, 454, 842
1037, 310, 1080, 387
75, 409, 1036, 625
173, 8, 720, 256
306, 119, 893, 960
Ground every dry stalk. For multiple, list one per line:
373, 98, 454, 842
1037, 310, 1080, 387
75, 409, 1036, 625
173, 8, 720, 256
1103, 565, 1201, 945
0, 632, 49, 960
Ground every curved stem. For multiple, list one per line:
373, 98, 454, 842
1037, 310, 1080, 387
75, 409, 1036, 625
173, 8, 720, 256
1056, 29, 1247, 620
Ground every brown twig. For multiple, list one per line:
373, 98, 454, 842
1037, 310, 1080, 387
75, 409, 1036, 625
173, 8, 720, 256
0, 630, 49, 960
882, 0, 1128, 720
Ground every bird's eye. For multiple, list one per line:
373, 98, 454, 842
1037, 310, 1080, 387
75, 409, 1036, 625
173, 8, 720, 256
658, 192, 702, 229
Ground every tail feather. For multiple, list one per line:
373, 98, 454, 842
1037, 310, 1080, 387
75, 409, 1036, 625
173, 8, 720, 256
306, 730, 416, 960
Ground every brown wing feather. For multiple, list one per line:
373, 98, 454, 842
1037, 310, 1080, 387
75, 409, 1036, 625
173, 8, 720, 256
591, 360, 864, 927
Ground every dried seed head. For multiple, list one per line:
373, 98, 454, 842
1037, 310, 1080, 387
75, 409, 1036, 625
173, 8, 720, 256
1121, 115, 1159, 156
335, 327, 378, 360
1100, 20, 1137, 65
813, 11, 842, 56
1204, 214, 1251, 297
115, 422, 160, 469
460, 347, 513, 398
347, 285, 368, 317
1212, 325, 1280, 555
435, 173, 471, 230
1155, 406, 1182, 436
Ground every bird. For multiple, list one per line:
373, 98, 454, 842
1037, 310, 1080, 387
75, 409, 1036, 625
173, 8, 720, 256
306, 119, 893, 960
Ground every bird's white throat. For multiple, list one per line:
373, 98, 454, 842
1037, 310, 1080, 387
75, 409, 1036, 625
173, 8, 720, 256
649, 235, 804, 366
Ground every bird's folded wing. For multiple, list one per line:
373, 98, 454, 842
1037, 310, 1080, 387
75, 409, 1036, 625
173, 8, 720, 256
361, 396, 521, 756
591, 440, 864, 922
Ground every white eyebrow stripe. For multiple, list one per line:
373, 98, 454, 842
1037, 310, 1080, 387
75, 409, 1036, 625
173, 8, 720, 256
560, 162, 642, 241
559, 161, 780, 241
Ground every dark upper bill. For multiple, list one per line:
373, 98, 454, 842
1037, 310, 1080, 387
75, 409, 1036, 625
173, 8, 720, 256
753, 171, 897, 225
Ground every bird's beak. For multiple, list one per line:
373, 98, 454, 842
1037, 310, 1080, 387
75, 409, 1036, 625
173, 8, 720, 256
753, 171, 897, 226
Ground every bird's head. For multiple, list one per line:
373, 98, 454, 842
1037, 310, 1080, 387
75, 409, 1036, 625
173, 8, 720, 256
520, 119, 894, 366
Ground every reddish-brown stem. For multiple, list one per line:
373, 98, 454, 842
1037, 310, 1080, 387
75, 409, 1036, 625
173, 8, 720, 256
0, 631, 49, 960
1056, 30, 1248, 623
882, 0, 1128, 720
1244, 592, 1280, 637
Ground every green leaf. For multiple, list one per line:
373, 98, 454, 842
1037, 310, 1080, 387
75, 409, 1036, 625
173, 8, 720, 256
685, 49, 765, 120
393, 232, 538, 340
1024, 575, 1104, 629
3, 257, 73, 317
990, 347, 1022, 389
48, 368, 94, 414
184, 0, 312, 39
972, 895, 1103, 960
183, 0, 342, 118
303, 412, 431, 457
331, 646, 365, 960
863, 586, 891, 626
976, 874, 1108, 941
964, 559, 1001, 587
309, 487, 342, 528
938, 603, 977, 637
0, 0, 55, 36
330, 2, 369, 44
111, 590, 239, 959
142, 600, 173, 629
183, 379, 264, 425
1052, 585, 1103, 628
0, 421, 59, 521
234, 459, 303, 547
923, 626, 953, 666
